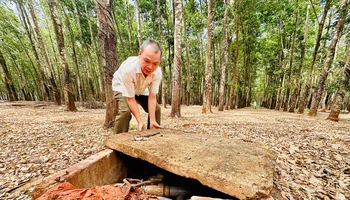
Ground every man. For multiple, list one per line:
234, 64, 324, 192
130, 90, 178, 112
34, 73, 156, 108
112, 39, 162, 133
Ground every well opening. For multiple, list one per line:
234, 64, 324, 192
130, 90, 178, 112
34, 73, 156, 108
119, 152, 237, 199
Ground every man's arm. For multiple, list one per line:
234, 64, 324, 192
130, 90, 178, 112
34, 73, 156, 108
148, 92, 161, 129
126, 97, 144, 131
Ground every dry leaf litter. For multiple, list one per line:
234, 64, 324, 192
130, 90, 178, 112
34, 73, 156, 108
0, 101, 349, 200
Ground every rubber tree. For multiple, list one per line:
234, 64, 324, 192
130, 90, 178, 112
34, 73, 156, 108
230, 0, 240, 110
28, 0, 61, 105
48, 0, 77, 111
327, 44, 350, 121
95, 0, 119, 128
218, 0, 230, 111
202, 0, 214, 113
297, 0, 331, 114
289, 4, 310, 113
308, 0, 348, 116
283, 0, 299, 112
170, 0, 182, 118
157, 0, 167, 108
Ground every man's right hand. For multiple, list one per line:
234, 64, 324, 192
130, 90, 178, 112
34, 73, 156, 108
138, 122, 145, 131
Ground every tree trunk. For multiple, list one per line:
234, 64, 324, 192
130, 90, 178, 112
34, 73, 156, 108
202, 0, 214, 113
284, 3, 299, 112
231, 0, 240, 110
165, 2, 173, 106
225, 37, 232, 110
48, 0, 77, 111
72, 0, 95, 100
135, 0, 142, 47
298, 0, 331, 114
112, 10, 125, 57
289, 4, 309, 113
183, 6, 191, 107
14, 31, 42, 100
218, 0, 230, 111
239, 24, 249, 108
328, 45, 350, 121
0, 48, 18, 101
198, 32, 204, 105
95, 0, 119, 128
157, 0, 167, 108
170, 0, 182, 118
8, 49, 28, 99
308, 0, 348, 116
17, 2, 48, 101
62, 7, 84, 103
124, 0, 133, 54
85, 2, 105, 101
28, 0, 61, 105
275, 61, 286, 110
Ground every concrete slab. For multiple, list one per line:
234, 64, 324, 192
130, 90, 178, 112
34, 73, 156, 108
104, 130, 277, 200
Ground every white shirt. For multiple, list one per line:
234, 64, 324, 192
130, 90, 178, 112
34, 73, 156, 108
112, 56, 162, 97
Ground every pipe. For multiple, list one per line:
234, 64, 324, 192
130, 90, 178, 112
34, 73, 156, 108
142, 183, 192, 197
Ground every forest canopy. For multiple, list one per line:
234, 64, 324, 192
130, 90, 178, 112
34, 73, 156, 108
0, 0, 349, 117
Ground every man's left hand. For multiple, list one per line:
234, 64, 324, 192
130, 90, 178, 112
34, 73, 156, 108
149, 121, 162, 129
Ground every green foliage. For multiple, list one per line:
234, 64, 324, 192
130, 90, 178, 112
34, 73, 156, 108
0, 0, 348, 107
0, 4, 36, 96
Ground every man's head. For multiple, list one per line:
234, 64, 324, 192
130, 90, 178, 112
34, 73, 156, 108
139, 40, 162, 77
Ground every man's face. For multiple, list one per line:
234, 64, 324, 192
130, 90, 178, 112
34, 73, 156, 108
138, 45, 161, 76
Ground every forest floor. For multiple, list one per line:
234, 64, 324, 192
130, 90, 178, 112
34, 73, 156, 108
0, 101, 349, 200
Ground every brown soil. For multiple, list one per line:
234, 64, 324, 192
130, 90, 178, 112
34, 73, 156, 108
0, 101, 349, 199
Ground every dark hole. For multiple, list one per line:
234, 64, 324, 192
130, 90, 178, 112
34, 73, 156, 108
120, 153, 238, 200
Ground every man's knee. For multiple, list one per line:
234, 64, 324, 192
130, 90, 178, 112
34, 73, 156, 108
118, 110, 132, 120
155, 104, 161, 113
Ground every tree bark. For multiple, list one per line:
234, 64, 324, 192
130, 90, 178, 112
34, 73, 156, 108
284, 2, 299, 112
202, 0, 214, 113
289, 4, 309, 113
298, 0, 331, 114
218, 0, 230, 111
183, 5, 191, 107
72, 0, 95, 99
62, 7, 83, 103
48, 0, 77, 111
124, 0, 133, 54
95, 0, 119, 128
231, 0, 240, 110
239, 23, 249, 108
170, 0, 182, 118
165, 2, 173, 105
16, 2, 48, 101
84, 2, 105, 101
135, 0, 142, 47
225, 37, 232, 110
157, 0, 167, 108
328, 45, 350, 121
308, 0, 348, 116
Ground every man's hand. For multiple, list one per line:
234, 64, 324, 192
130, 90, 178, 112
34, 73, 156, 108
149, 121, 162, 129
127, 97, 144, 131
148, 92, 161, 129
138, 122, 145, 131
